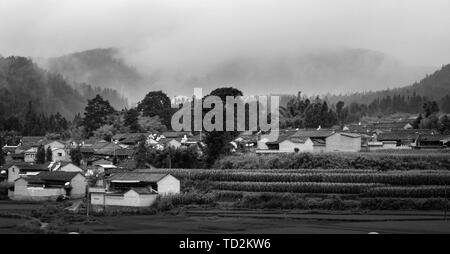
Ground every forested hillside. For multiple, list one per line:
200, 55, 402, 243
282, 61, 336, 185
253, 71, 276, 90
0, 56, 126, 125
325, 64, 450, 113
40, 48, 142, 103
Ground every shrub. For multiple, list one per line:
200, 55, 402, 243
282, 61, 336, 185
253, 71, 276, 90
213, 153, 450, 171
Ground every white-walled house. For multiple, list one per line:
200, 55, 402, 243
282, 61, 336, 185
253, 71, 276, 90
7, 163, 50, 183
9, 172, 86, 201
90, 173, 180, 208
51, 147, 71, 162
278, 137, 314, 153
91, 188, 158, 208
24, 148, 38, 163
325, 133, 362, 152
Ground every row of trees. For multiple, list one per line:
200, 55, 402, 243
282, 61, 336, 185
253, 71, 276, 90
280, 92, 338, 129
33, 145, 53, 164
0, 102, 69, 136
78, 92, 171, 140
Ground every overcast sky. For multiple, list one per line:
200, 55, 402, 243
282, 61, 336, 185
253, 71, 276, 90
0, 0, 449, 66
1, 0, 450, 99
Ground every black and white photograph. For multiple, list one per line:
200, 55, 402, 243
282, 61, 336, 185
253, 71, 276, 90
1, 0, 450, 240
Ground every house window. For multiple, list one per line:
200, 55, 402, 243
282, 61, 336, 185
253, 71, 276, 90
58, 153, 63, 157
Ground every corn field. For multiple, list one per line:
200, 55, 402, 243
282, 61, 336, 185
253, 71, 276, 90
363, 186, 450, 198
149, 169, 450, 186
211, 181, 384, 194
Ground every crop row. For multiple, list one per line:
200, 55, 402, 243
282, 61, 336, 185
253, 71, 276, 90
210, 181, 384, 194
150, 170, 450, 186
363, 186, 450, 198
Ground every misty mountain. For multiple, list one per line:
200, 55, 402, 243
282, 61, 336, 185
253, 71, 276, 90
0, 56, 126, 121
325, 63, 450, 107
158, 48, 435, 97
36, 48, 434, 102
38, 48, 144, 102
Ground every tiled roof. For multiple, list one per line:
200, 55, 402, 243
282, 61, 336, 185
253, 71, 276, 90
311, 138, 326, 146
9, 163, 50, 172
292, 129, 334, 138
2, 146, 18, 154
161, 131, 192, 138
377, 132, 419, 141
108, 172, 170, 183
372, 121, 411, 129
281, 136, 309, 144
80, 147, 95, 153
117, 159, 137, 170
418, 134, 450, 142
339, 133, 361, 138
27, 171, 81, 183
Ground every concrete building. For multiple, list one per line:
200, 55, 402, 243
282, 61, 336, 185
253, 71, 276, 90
278, 137, 314, 153
10, 172, 86, 201
90, 173, 180, 208
325, 133, 362, 153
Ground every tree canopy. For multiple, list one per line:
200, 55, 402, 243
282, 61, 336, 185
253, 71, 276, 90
83, 94, 116, 136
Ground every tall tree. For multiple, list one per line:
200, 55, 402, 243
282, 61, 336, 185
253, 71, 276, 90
137, 91, 172, 128
423, 101, 440, 117
0, 138, 5, 166
203, 87, 243, 166
46, 146, 53, 162
124, 108, 141, 133
83, 94, 115, 136
35, 145, 46, 164
135, 139, 148, 168
70, 147, 82, 166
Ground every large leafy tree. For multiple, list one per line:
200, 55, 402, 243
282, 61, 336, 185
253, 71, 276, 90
93, 124, 116, 141
137, 91, 172, 129
203, 87, 243, 166
124, 108, 141, 133
138, 116, 167, 133
83, 95, 115, 136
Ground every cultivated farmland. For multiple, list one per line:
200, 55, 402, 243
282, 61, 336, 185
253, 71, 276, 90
142, 168, 450, 210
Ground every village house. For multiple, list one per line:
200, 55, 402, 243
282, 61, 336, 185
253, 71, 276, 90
24, 147, 38, 162
48, 161, 83, 172
10, 171, 86, 201
325, 132, 362, 153
7, 163, 50, 183
51, 147, 71, 162
375, 132, 418, 148
95, 164, 118, 176
112, 133, 151, 146
90, 172, 180, 208
413, 134, 450, 149
371, 121, 413, 131
257, 129, 299, 151
90, 158, 113, 167
293, 129, 335, 152
278, 136, 314, 153
43, 140, 65, 151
